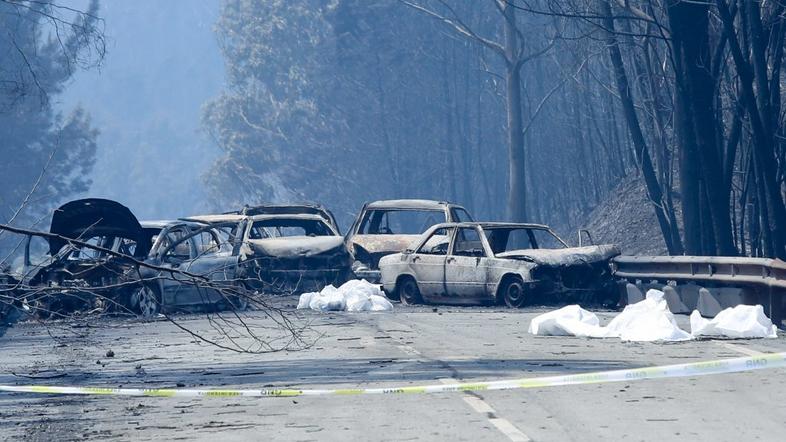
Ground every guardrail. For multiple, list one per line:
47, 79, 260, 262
611, 255, 786, 327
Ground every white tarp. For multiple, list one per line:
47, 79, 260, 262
297, 280, 394, 312
601, 290, 693, 341
690, 305, 778, 339
528, 289, 777, 342
527, 305, 601, 337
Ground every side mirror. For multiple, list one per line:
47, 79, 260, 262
578, 229, 594, 247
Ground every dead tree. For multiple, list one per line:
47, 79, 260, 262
403, 0, 555, 222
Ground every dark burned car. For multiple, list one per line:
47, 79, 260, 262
20, 200, 245, 318
133, 220, 246, 318
237, 203, 341, 234
186, 213, 352, 294
379, 222, 620, 307
347, 199, 473, 282
21, 198, 152, 317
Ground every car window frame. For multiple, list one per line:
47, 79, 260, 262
414, 226, 455, 256
450, 226, 488, 258
449, 207, 473, 223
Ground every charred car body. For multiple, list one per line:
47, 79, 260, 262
237, 203, 341, 234
346, 199, 473, 282
133, 220, 247, 317
20, 200, 245, 318
21, 199, 152, 317
379, 222, 620, 307
186, 212, 352, 294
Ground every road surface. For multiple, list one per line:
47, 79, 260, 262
0, 302, 784, 441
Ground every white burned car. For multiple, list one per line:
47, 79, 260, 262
379, 222, 620, 307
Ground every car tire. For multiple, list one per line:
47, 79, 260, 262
398, 276, 422, 306
225, 284, 250, 312
133, 284, 161, 319
500, 276, 527, 308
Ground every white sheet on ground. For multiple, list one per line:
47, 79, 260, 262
527, 305, 600, 337
602, 290, 693, 341
297, 280, 394, 312
690, 305, 778, 339
529, 290, 691, 342
529, 289, 778, 341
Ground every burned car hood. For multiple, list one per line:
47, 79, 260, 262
48, 198, 148, 256
351, 234, 421, 255
247, 236, 347, 258
496, 245, 620, 267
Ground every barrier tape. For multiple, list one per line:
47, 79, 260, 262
1, 352, 784, 398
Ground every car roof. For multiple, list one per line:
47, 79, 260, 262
140, 220, 178, 229
240, 203, 329, 213
249, 213, 328, 222
141, 220, 212, 230
364, 199, 458, 210
430, 221, 551, 230
180, 214, 246, 224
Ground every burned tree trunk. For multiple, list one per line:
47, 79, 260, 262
717, 0, 786, 259
600, 0, 683, 255
667, 0, 736, 256
503, 3, 527, 222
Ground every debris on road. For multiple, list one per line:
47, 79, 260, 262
529, 289, 778, 341
297, 280, 393, 312
691, 305, 778, 339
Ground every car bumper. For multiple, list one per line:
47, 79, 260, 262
353, 268, 381, 283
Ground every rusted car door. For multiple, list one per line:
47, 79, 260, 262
444, 226, 491, 301
409, 227, 454, 298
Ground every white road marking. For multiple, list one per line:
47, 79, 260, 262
462, 395, 494, 413
488, 417, 532, 442
719, 342, 765, 357
440, 378, 532, 442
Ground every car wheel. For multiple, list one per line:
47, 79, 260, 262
501, 276, 527, 308
133, 284, 161, 319
225, 290, 249, 312
398, 277, 422, 305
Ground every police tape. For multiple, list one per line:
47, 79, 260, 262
1, 352, 784, 398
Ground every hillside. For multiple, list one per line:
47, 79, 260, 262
581, 173, 669, 255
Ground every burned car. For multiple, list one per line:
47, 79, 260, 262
379, 222, 620, 307
347, 199, 473, 282
186, 213, 352, 294
132, 220, 247, 318
19, 200, 246, 319
21, 198, 152, 317
237, 203, 341, 234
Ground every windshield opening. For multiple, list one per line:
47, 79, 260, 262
250, 218, 333, 238
359, 209, 445, 235
484, 228, 567, 254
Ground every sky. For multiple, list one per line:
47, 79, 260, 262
55, 0, 225, 220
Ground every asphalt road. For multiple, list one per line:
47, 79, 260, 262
0, 302, 784, 441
